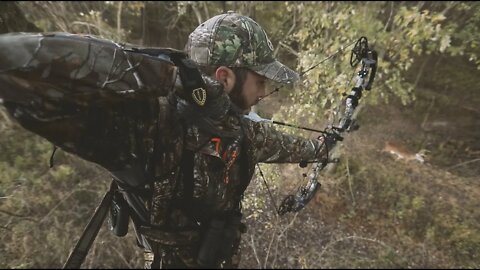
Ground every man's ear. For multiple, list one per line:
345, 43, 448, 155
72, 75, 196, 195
215, 66, 236, 93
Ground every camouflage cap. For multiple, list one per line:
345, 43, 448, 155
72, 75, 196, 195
185, 11, 299, 85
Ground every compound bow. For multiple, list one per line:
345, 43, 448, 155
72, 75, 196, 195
254, 36, 378, 216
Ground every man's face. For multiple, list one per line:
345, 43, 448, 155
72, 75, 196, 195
230, 70, 267, 113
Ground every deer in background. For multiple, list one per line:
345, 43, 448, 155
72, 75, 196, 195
382, 141, 428, 163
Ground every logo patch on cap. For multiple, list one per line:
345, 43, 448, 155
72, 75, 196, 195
192, 87, 207, 106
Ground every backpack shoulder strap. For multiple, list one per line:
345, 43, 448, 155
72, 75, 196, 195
128, 47, 206, 106
167, 51, 208, 107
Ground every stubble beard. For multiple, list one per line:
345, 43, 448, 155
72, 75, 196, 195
228, 81, 250, 112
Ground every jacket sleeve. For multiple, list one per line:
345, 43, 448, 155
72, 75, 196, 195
4, 98, 160, 172
0, 32, 179, 173
243, 119, 327, 164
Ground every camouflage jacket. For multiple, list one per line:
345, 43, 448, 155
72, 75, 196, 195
4, 75, 325, 242
143, 95, 326, 229
0, 33, 325, 246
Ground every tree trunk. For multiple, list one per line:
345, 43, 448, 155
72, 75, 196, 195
0, 1, 41, 33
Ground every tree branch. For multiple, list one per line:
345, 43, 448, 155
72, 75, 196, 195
117, 1, 123, 39
191, 3, 203, 25
274, 9, 297, 58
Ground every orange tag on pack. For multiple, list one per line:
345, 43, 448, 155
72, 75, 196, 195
210, 137, 240, 184
222, 149, 238, 184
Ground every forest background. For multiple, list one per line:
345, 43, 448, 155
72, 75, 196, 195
0, 1, 479, 268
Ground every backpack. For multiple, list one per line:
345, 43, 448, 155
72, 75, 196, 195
16, 33, 211, 269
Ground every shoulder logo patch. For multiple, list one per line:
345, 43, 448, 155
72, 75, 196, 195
192, 88, 207, 106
